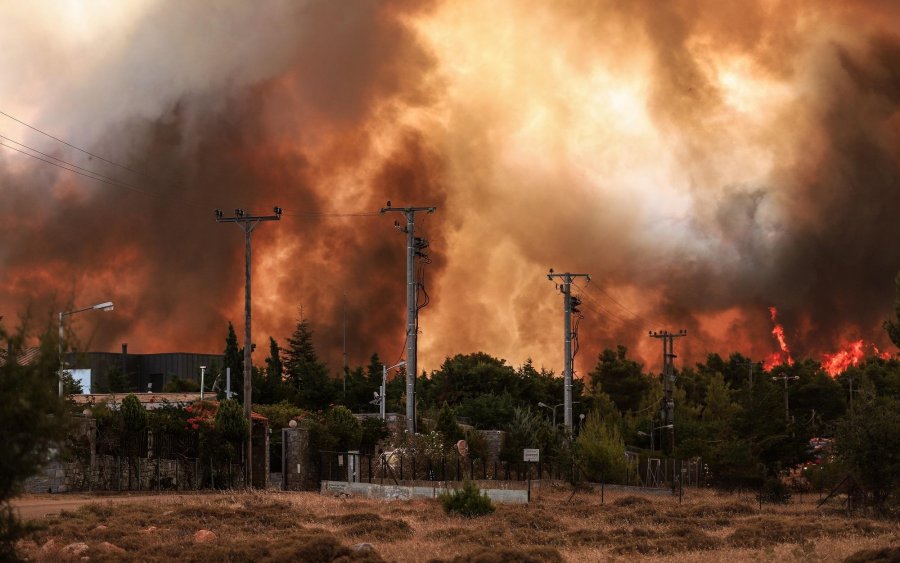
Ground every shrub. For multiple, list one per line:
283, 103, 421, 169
758, 477, 792, 504
215, 398, 250, 443
121, 393, 147, 434
360, 417, 390, 455
326, 406, 363, 451
575, 411, 628, 483
440, 480, 495, 517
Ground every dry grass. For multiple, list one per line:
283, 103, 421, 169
14, 485, 899, 562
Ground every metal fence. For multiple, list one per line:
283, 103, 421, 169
83, 429, 244, 491
318, 451, 704, 490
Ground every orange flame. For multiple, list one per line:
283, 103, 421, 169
822, 340, 865, 377
764, 307, 794, 371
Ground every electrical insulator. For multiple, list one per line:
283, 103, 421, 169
571, 296, 582, 313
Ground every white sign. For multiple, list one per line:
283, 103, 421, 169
523, 448, 539, 462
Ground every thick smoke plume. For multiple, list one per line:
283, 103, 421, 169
1, 0, 898, 378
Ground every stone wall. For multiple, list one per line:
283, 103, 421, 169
24, 454, 245, 493
476, 430, 506, 465
282, 426, 316, 491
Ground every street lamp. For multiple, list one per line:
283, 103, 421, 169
538, 401, 579, 428
380, 361, 405, 421
58, 301, 114, 396
638, 422, 673, 452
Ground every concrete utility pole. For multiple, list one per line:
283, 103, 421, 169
547, 269, 590, 431
380, 201, 436, 434
771, 373, 800, 423
215, 206, 282, 487
649, 329, 687, 453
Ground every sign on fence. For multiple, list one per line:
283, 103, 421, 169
523, 448, 539, 462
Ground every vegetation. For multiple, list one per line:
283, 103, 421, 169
18, 489, 897, 561
439, 480, 495, 517
0, 321, 68, 558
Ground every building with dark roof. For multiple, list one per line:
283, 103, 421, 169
66, 344, 223, 393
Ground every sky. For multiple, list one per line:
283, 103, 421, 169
1, 0, 898, 378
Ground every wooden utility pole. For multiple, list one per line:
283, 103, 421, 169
215, 206, 282, 487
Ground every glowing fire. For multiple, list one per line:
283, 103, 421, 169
764, 307, 894, 377
821, 340, 865, 377
763, 307, 794, 371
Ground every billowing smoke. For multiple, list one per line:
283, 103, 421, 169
1, 0, 898, 378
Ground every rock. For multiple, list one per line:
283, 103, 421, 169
15, 539, 38, 558
97, 541, 126, 555
141, 525, 158, 533
40, 538, 59, 556
194, 529, 218, 543
353, 542, 375, 553
58, 542, 89, 559
91, 524, 108, 533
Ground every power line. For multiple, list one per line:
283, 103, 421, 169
579, 280, 660, 327
0, 139, 150, 196
0, 133, 150, 190
0, 109, 145, 177
1, 110, 384, 218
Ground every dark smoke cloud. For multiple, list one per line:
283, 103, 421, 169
1, 0, 898, 380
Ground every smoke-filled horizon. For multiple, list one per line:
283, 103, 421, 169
1, 0, 898, 378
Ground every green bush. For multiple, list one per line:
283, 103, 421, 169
215, 399, 250, 443
325, 406, 362, 451
360, 417, 390, 454
121, 393, 147, 434
758, 476, 792, 504
439, 480, 495, 517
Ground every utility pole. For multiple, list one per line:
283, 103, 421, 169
342, 293, 348, 399
649, 329, 687, 453
771, 372, 799, 423
547, 269, 590, 432
215, 206, 282, 488
380, 201, 436, 434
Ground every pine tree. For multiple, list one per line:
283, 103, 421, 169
260, 336, 284, 404
284, 316, 335, 410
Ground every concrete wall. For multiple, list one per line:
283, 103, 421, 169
321, 480, 528, 504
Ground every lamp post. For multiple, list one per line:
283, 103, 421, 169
640, 423, 674, 452
58, 301, 114, 396
380, 361, 405, 421
538, 401, 579, 428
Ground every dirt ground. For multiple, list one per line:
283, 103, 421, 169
11, 492, 206, 520
12, 484, 900, 562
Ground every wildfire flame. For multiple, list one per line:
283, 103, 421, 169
764, 307, 894, 377
821, 340, 865, 377
763, 307, 794, 371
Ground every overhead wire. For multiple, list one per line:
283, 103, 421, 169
577, 279, 661, 328
0, 139, 152, 196
0, 111, 389, 218
0, 109, 147, 177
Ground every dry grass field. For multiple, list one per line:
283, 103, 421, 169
15, 483, 900, 562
